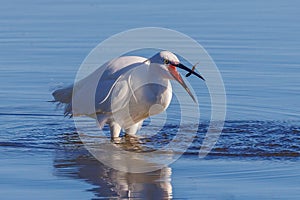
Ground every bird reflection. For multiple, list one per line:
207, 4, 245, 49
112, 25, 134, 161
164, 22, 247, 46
53, 132, 173, 199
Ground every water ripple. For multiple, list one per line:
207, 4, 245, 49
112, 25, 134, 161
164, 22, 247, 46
189, 120, 300, 159
1, 118, 299, 160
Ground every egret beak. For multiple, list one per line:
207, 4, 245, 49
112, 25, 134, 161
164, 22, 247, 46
167, 63, 204, 103
176, 63, 205, 81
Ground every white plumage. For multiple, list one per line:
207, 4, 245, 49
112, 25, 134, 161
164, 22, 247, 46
52, 51, 204, 141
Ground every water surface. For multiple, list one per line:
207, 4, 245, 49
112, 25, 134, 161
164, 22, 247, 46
1, 0, 300, 199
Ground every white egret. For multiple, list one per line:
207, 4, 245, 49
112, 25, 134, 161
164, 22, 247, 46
52, 51, 205, 142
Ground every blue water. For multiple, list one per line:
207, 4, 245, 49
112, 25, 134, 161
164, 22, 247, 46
1, 0, 300, 199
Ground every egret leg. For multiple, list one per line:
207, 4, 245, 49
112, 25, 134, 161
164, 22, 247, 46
125, 124, 139, 144
124, 122, 144, 147
124, 121, 143, 137
109, 122, 121, 143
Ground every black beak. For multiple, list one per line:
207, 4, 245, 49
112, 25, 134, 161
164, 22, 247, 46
175, 63, 205, 81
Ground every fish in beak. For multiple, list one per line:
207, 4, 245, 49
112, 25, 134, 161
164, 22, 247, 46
167, 62, 205, 103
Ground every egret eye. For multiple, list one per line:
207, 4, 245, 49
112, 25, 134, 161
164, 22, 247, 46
164, 59, 169, 65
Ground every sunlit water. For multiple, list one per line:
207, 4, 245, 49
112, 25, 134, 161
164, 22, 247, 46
1, 0, 300, 199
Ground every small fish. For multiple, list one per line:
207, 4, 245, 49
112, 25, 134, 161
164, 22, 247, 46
185, 62, 199, 77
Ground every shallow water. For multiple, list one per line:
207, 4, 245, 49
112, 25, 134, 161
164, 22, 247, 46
1, 113, 300, 199
1, 0, 300, 199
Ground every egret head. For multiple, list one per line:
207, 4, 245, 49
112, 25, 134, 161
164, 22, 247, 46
149, 51, 205, 102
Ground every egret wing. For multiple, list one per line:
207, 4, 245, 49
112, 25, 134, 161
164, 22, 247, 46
72, 56, 148, 116
95, 61, 149, 114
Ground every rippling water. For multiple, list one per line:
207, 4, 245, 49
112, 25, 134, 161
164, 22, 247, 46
193, 120, 300, 159
1, 114, 299, 160
1, 0, 300, 199
1, 114, 300, 198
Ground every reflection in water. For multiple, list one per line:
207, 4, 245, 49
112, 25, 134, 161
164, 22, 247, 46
51, 120, 300, 198
53, 132, 172, 199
